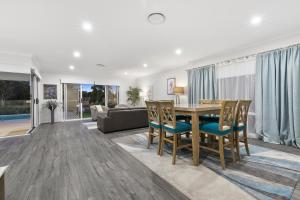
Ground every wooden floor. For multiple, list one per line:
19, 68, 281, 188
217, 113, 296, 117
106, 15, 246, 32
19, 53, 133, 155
0, 121, 189, 200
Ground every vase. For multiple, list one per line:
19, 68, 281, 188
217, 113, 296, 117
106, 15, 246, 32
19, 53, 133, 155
50, 110, 55, 124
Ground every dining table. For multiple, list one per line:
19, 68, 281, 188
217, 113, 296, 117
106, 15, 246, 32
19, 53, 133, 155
174, 104, 221, 166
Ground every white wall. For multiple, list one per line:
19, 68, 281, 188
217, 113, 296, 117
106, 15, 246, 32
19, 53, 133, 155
0, 52, 41, 78
39, 72, 136, 123
137, 35, 300, 102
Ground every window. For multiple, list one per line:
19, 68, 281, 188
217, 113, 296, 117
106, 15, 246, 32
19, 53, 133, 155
0, 79, 31, 136
216, 60, 256, 134
63, 83, 119, 120
106, 85, 119, 108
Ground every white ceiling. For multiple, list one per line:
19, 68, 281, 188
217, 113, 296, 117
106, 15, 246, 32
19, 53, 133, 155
0, 0, 300, 77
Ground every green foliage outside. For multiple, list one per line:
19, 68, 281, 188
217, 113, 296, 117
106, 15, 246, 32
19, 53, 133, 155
0, 80, 30, 115
86, 85, 106, 105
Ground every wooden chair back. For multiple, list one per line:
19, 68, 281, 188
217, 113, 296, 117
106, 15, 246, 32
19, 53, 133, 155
199, 99, 214, 104
145, 101, 160, 124
218, 100, 238, 131
214, 100, 223, 104
235, 100, 252, 127
199, 99, 223, 104
158, 100, 176, 128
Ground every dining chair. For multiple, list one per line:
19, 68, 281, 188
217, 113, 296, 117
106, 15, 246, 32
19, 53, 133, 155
198, 99, 221, 144
145, 101, 162, 155
233, 100, 252, 160
160, 100, 191, 138
199, 100, 238, 169
159, 100, 192, 164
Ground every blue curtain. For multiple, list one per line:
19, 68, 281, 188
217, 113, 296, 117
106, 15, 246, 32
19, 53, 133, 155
187, 65, 217, 104
255, 44, 300, 146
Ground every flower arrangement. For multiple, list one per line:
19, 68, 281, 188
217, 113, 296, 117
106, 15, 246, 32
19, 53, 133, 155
44, 100, 61, 124
45, 99, 59, 111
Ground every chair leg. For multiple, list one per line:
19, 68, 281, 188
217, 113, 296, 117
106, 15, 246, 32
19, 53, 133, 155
172, 134, 178, 165
207, 135, 214, 148
235, 131, 241, 160
157, 129, 162, 155
185, 132, 190, 138
200, 133, 206, 143
160, 131, 166, 156
178, 134, 182, 145
147, 127, 154, 149
150, 133, 154, 144
229, 133, 236, 162
219, 136, 225, 170
243, 129, 250, 156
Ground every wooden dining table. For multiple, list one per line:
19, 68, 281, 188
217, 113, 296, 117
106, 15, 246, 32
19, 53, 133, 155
174, 104, 221, 166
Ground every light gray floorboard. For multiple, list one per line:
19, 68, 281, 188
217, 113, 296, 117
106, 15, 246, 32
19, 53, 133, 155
0, 121, 189, 200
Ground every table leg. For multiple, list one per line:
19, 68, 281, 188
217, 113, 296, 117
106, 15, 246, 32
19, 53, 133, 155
191, 112, 200, 166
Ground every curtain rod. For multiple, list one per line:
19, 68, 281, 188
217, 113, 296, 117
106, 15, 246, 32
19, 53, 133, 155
187, 43, 300, 70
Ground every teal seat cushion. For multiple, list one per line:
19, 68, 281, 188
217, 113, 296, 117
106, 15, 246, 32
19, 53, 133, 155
199, 122, 232, 136
163, 122, 191, 134
176, 114, 191, 121
233, 124, 246, 131
149, 121, 161, 129
199, 115, 219, 122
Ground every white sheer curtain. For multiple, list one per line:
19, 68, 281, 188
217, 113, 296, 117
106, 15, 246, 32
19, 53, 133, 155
216, 60, 256, 135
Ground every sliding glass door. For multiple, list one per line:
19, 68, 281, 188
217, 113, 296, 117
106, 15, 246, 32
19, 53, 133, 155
64, 83, 81, 120
63, 83, 109, 120
31, 72, 40, 128
0, 72, 31, 137
107, 85, 119, 108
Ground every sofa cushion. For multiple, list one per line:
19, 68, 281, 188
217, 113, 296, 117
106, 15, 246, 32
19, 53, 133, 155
149, 121, 161, 129
102, 106, 109, 112
199, 122, 232, 136
163, 122, 191, 134
233, 123, 246, 131
115, 104, 129, 108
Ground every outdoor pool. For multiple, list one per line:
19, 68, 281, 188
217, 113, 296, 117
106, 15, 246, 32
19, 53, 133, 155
0, 114, 31, 121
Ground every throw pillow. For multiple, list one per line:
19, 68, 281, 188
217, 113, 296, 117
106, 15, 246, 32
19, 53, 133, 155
95, 105, 103, 112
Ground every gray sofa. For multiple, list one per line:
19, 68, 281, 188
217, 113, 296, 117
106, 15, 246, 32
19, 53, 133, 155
97, 107, 148, 133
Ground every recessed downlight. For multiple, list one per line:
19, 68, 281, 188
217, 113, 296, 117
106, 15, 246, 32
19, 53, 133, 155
81, 21, 93, 32
175, 48, 182, 55
251, 16, 262, 25
69, 65, 75, 70
73, 51, 81, 58
124, 72, 128, 75
148, 13, 166, 25
143, 63, 148, 68
96, 64, 105, 68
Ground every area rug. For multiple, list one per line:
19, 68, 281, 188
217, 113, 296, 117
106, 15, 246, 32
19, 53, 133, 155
112, 132, 300, 200
81, 121, 97, 130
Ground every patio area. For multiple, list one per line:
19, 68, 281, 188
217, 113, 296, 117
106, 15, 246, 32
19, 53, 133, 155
0, 118, 31, 137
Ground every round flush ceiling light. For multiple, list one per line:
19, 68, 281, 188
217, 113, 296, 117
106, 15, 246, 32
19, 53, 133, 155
73, 51, 81, 58
124, 72, 128, 75
81, 21, 93, 32
251, 16, 262, 25
69, 65, 75, 70
96, 64, 105, 68
175, 48, 182, 55
148, 13, 166, 25
143, 63, 148, 68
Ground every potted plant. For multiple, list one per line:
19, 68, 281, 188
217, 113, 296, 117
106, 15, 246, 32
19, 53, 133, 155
126, 87, 141, 106
44, 100, 60, 124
